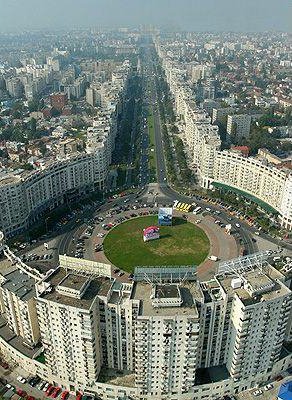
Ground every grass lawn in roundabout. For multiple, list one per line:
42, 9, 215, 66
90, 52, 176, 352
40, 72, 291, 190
103, 215, 210, 272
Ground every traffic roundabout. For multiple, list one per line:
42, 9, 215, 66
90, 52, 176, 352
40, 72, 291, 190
102, 215, 210, 272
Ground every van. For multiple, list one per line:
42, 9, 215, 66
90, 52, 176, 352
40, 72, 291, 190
193, 206, 202, 215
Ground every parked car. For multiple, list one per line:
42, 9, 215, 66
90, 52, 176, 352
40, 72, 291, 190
264, 383, 273, 390
17, 376, 26, 384
253, 389, 263, 396
61, 391, 69, 400
16, 388, 27, 398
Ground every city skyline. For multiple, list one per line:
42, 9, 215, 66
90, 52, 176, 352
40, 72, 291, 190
0, 0, 291, 32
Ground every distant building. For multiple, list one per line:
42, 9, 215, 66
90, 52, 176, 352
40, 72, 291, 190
86, 87, 96, 106
50, 92, 68, 112
227, 114, 251, 140
231, 145, 250, 158
212, 107, 234, 123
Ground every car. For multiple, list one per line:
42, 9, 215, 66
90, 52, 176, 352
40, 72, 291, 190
17, 376, 27, 384
205, 207, 211, 212
28, 376, 40, 387
253, 389, 263, 396
51, 387, 61, 398
264, 383, 273, 390
16, 388, 27, 397
276, 375, 283, 381
118, 272, 125, 277
61, 391, 69, 400
255, 231, 260, 236
0, 360, 9, 369
114, 269, 120, 274
38, 381, 46, 390
46, 385, 54, 395
235, 223, 241, 228
27, 396, 35, 400
76, 392, 82, 400
43, 383, 50, 392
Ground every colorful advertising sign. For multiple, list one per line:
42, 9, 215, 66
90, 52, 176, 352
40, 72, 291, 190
143, 226, 160, 242
158, 207, 173, 226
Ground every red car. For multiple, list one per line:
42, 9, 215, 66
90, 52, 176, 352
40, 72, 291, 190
51, 388, 61, 398
27, 396, 35, 400
76, 391, 82, 400
61, 391, 69, 400
46, 386, 54, 396
16, 389, 27, 398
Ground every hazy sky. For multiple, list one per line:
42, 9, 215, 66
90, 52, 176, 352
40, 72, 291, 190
0, 0, 291, 32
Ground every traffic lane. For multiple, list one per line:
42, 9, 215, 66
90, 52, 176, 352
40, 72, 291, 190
159, 185, 268, 252
158, 171, 291, 250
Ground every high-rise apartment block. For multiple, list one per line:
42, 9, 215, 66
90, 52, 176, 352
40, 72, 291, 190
156, 41, 292, 231
227, 114, 252, 140
0, 249, 291, 400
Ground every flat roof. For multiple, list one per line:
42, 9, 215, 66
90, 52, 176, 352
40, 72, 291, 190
155, 284, 180, 299
1, 268, 36, 301
217, 268, 290, 305
132, 281, 199, 317
41, 268, 112, 309
58, 273, 89, 291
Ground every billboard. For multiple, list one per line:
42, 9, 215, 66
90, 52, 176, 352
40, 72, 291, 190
143, 226, 160, 242
158, 207, 173, 226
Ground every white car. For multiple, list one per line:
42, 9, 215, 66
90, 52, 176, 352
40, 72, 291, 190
43, 382, 50, 392
17, 376, 27, 384
235, 223, 241, 228
264, 383, 273, 390
253, 389, 263, 396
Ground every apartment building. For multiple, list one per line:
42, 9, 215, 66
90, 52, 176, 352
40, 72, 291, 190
133, 282, 199, 396
0, 268, 40, 346
0, 150, 107, 237
100, 280, 139, 371
0, 248, 291, 399
36, 268, 112, 390
217, 267, 291, 380
157, 42, 292, 230
0, 61, 128, 237
212, 151, 287, 212
227, 114, 251, 140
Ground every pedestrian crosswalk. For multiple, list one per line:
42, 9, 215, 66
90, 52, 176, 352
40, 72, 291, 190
173, 200, 192, 212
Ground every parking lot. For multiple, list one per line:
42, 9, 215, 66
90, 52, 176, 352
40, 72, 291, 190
0, 363, 97, 400
236, 372, 292, 400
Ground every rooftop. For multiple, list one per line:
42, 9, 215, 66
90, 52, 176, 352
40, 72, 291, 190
132, 281, 198, 317
58, 273, 89, 291
217, 267, 290, 306
40, 267, 112, 309
1, 267, 36, 301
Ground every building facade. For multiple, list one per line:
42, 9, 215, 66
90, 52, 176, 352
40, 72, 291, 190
0, 246, 291, 400
156, 41, 292, 230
